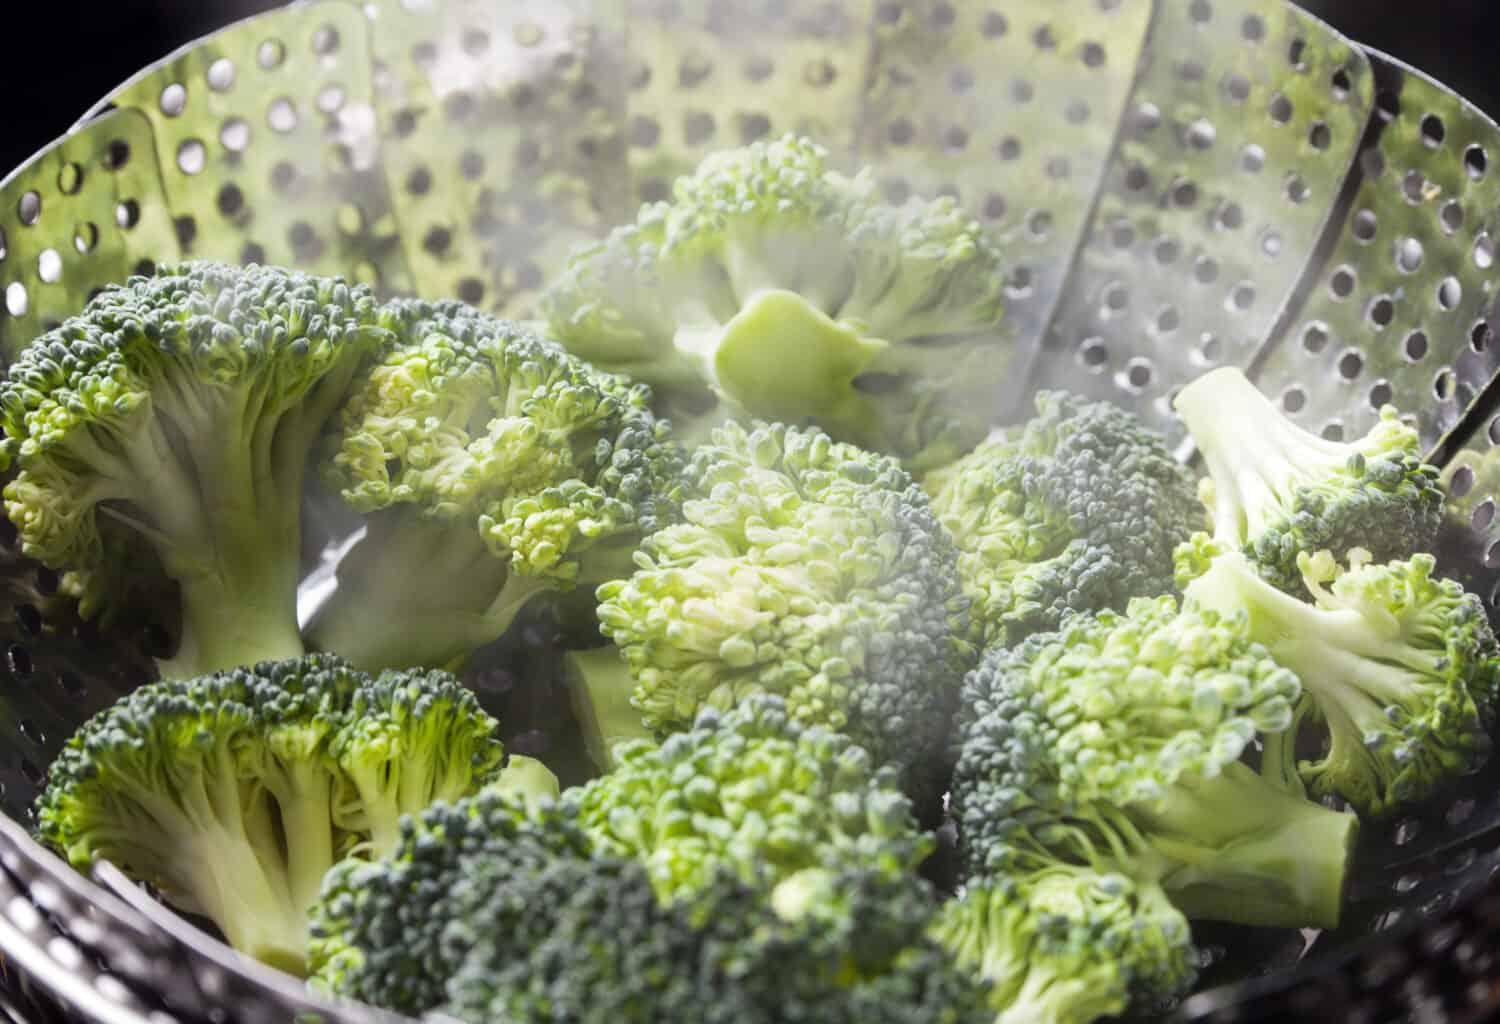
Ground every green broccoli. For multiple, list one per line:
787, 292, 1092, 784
953, 596, 1359, 931
541, 134, 1011, 470
594, 420, 971, 788
564, 696, 934, 903
933, 868, 1197, 1024
309, 787, 588, 1015
33, 655, 521, 975
1172, 367, 1444, 593
0, 263, 393, 677
923, 390, 1201, 649
1185, 548, 1497, 817
562, 645, 656, 770
307, 299, 683, 674
441, 856, 994, 1024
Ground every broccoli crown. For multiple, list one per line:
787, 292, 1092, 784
308, 787, 590, 1015
933, 869, 1198, 1024
311, 299, 684, 671
35, 655, 505, 975
1173, 368, 1445, 594
541, 134, 1010, 470
594, 420, 969, 780
565, 695, 933, 903
442, 854, 992, 1024
0, 262, 392, 676
953, 597, 1357, 930
924, 390, 1201, 648
1186, 548, 1497, 817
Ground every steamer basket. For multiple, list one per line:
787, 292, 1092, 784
3, 0, 1500, 1020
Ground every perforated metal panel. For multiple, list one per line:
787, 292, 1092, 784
0, 110, 178, 361
1033, 0, 1373, 435
856, 0, 1154, 417
358, 0, 631, 315
0, 1, 1498, 1023
86, 3, 414, 295
1256, 55, 1500, 449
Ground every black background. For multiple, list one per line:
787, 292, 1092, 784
1, 1, 1498, 175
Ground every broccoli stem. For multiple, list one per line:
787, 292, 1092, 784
564, 646, 655, 770
306, 511, 550, 672
158, 559, 305, 679
1174, 368, 1349, 543
1128, 762, 1357, 929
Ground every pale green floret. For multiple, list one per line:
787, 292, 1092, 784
0, 263, 394, 677
564, 696, 933, 904
953, 596, 1359, 932
33, 656, 508, 977
924, 391, 1200, 649
542, 134, 1010, 470
932, 869, 1197, 1024
1185, 548, 1497, 817
594, 420, 971, 784
1172, 367, 1444, 594
309, 298, 683, 673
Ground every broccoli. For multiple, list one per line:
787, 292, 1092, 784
309, 787, 587, 1015
34, 655, 517, 975
564, 696, 934, 903
1185, 548, 1498, 817
307, 299, 683, 674
594, 420, 971, 789
0, 263, 393, 677
562, 645, 656, 771
923, 390, 1201, 648
1172, 367, 1445, 593
441, 856, 994, 1024
953, 596, 1359, 931
933, 868, 1197, 1024
541, 134, 1011, 470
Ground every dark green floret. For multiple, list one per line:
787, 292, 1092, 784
34, 655, 516, 975
0, 262, 394, 677
923, 390, 1200, 648
1172, 367, 1444, 594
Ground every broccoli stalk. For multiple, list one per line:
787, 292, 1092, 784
562, 645, 655, 771
0, 264, 392, 678
1113, 762, 1356, 928
35, 656, 510, 976
1185, 549, 1496, 816
306, 512, 552, 672
1172, 367, 1444, 593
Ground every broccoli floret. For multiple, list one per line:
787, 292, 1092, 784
923, 391, 1200, 648
34, 655, 511, 975
308, 785, 585, 1015
562, 645, 656, 771
594, 420, 971, 788
307, 299, 683, 674
954, 596, 1358, 930
0, 263, 393, 677
1173, 367, 1444, 594
541, 135, 1011, 470
1185, 548, 1497, 817
933, 868, 1197, 1024
565, 696, 933, 903
442, 857, 993, 1024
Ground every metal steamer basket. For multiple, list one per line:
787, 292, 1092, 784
3, 0, 1500, 1020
